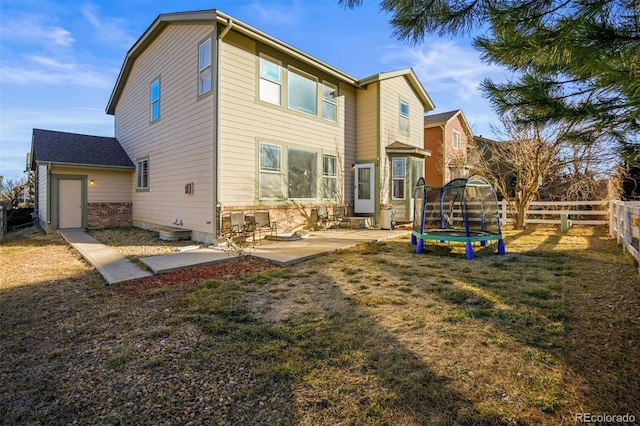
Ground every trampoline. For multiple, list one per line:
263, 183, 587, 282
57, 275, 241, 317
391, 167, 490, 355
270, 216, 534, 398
411, 176, 506, 259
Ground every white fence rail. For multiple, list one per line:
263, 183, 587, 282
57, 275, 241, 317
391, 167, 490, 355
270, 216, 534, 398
609, 201, 640, 272
499, 200, 609, 225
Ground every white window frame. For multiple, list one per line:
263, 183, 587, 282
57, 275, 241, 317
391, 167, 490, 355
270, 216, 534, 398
150, 78, 160, 122
287, 68, 318, 116
452, 130, 461, 150
259, 56, 282, 106
322, 82, 337, 122
198, 38, 212, 95
322, 154, 338, 199
392, 157, 406, 200
136, 157, 149, 191
259, 142, 282, 200
399, 99, 410, 133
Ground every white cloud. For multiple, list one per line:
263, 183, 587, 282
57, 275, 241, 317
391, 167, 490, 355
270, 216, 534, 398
0, 14, 74, 47
380, 40, 506, 101
0, 107, 114, 179
82, 7, 135, 47
378, 39, 509, 138
27, 55, 74, 70
0, 60, 116, 88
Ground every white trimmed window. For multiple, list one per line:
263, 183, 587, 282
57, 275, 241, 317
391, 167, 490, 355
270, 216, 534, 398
288, 148, 317, 198
452, 130, 461, 150
399, 99, 409, 133
288, 69, 317, 116
150, 79, 160, 121
322, 154, 337, 198
136, 157, 149, 191
259, 142, 282, 199
392, 157, 406, 200
198, 38, 212, 95
322, 83, 337, 122
259, 57, 281, 105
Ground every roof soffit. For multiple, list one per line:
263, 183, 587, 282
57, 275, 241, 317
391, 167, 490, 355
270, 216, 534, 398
106, 10, 358, 115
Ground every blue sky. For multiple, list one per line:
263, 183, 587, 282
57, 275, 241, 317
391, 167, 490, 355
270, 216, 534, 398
0, 0, 507, 180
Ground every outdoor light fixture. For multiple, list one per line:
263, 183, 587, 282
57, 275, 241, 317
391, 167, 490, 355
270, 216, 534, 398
90, 180, 95, 185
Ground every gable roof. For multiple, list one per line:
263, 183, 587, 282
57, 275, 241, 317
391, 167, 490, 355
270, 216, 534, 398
106, 10, 435, 115
30, 129, 134, 170
106, 9, 359, 115
424, 109, 473, 137
359, 68, 435, 111
424, 110, 460, 126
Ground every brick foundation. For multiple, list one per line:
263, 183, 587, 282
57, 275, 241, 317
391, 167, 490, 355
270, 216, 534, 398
220, 203, 352, 235
87, 202, 132, 229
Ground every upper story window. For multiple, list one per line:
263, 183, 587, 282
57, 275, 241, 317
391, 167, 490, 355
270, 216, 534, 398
259, 57, 281, 105
259, 142, 282, 200
199, 38, 212, 95
288, 69, 317, 116
136, 157, 149, 191
452, 130, 461, 150
399, 100, 409, 133
150, 78, 160, 121
322, 83, 337, 122
392, 157, 406, 200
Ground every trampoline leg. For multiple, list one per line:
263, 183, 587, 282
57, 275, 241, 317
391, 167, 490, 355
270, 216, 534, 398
480, 240, 487, 247
465, 242, 475, 260
416, 238, 424, 254
497, 239, 506, 255
411, 234, 417, 246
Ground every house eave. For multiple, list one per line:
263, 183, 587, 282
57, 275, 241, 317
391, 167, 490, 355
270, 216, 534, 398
106, 9, 358, 115
385, 145, 432, 158
36, 160, 135, 172
358, 68, 435, 112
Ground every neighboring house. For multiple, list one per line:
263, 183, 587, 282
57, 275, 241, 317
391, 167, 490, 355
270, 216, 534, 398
423, 109, 473, 187
31, 9, 434, 243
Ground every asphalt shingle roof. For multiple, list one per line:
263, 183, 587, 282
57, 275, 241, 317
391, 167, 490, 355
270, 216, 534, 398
423, 110, 461, 126
32, 129, 134, 169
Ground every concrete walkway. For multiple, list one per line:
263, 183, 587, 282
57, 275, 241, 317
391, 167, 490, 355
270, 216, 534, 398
59, 229, 152, 285
60, 228, 410, 285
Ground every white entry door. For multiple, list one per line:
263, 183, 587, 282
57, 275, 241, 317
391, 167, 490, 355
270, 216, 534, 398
58, 179, 83, 229
354, 163, 375, 214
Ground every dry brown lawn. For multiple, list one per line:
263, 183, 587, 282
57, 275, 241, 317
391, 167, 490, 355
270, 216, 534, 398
1, 225, 638, 425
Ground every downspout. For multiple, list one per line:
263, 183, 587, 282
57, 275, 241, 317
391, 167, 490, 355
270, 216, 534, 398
214, 18, 233, 243
376, 81, 382, 225
441, 124, 446, 185
46, 162, 52, 231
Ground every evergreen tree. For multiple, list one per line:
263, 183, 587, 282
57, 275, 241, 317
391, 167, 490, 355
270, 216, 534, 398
341, 0, 640, 143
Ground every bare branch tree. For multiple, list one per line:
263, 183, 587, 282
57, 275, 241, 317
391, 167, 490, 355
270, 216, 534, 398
470, 118, 567, 228
0, 176, 29, 209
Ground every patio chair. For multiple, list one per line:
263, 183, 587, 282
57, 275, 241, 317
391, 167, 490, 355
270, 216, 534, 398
316, 206, 331, 231
254, 210, 277, 243
331, 205, 351, 229
229, 210, 255, 245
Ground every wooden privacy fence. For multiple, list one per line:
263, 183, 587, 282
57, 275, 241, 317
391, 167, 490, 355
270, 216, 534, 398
498, 200, 610, 226
609, 200, 640, 272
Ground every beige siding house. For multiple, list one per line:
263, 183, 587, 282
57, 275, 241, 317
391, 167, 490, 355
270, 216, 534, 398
31, 9, 435, 242
423, 110, 473, 187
